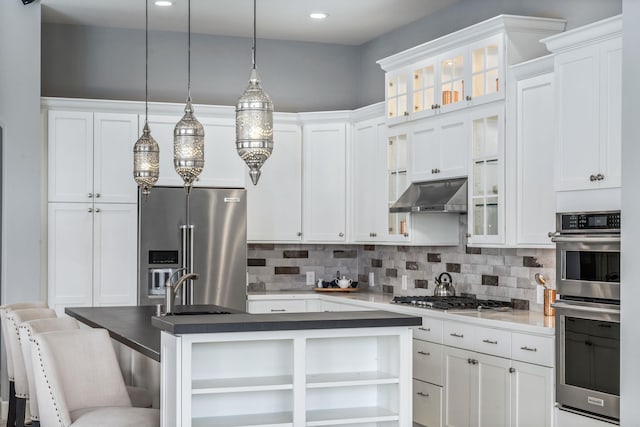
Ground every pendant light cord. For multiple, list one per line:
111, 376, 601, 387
252, 0, 256, 69
187, 0, 191, 99
145, 0, 149, 122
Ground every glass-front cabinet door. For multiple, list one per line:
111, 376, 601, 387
411, 59, 439, 120
387, 132, 410, 242
468, 106, 504, 245
386, 72, 409, 124
439, 50, 466, 112
467, 35, 504, 105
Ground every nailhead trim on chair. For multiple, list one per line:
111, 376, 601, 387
9, 315, 28, 399
21, 325, 39, 422
32, 337, 64, 427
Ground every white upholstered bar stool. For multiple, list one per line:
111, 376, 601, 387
30, 328, 160, 427
6, 308, 57, 427
17, 315, 79, 427
0, 301, 48, 427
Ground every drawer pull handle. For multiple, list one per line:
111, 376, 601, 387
416, 392, 430, 398
417, 351, 431, 356
450, 333, 464, 338
270, 309, 286, 312
520, 346, 538, 352
482, 339, 498, 345
418, 327, 431, 332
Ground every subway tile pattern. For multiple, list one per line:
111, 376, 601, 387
247, 225, 556, 310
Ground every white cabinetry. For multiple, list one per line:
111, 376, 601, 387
161, 327, 413, 426
48, 111, 138, 203
506, 57, 556, 247
47, 202, 137, 313
146, 114, 245, 188
412, 317, 444, 427
247, 120, 302, 242
542, 15, 622, 210
302, 119, 348, 242
378, 15, 566, 126
409, 113, 468, 182
46, 108, 139, 314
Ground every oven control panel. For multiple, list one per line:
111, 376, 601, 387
560, 211, 620, 232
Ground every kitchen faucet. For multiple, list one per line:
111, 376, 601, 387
164, 268, 199, 315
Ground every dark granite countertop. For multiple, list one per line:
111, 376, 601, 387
66, 305, 421, 361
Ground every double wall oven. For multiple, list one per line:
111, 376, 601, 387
551, 211, 620, 423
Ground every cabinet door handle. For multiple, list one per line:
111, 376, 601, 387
466, 95, 472, 101
338, 232, 344, 237
597, 173, 605, 181
403, 232, 409, 237
87, 208, 93, 213
509, 367, 516, 373
297, 232, 302, 237
416, 392, 430, 398
270, 309, 286, 312
95, 193, 101, 198
520, 346, 537, 352
95, 208, 101, 213
417, 351, 431, 356
590, 174, 597, 182
472, 359, 478, 365
482, 339, 498, 345
403, 111, 409, 116
450, 333, 464, 338
418, 327, 431, 332
88, 193, 93, 198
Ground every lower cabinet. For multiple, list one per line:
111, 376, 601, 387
414, 379, 443, 427
511, 361, 554, 427
48, 202, 138, 314
246, 299, 308, 314
161, 327, 413, 426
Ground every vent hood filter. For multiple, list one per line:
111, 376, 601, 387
389, 177, 467, 213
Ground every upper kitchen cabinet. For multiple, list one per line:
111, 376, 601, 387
542, 16, 621, 206
378, 15, 566, 126
302, 115, 349, 243
352, 106, 389, 243
505, 56, 556, 247
467, 105, 505, 245
48, 110, 138, 203
146, 113, 245, 188
247, 118, 302, 242
409, 111, 468, 182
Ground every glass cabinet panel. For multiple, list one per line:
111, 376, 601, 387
388, 134, 409, 238
440, 55, 464, 106
471, 114, 500, 238
413, 65, 436, 113
471, 44, 500, 98
387, 75, 408, 119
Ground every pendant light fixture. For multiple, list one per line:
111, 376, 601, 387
173, 0, 205, 192
235, 0, 273, 185
133, 0, 160, 198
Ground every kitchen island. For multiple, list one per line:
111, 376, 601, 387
66, 306, 421, 427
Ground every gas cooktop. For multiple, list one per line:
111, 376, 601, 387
391, 295, 512, 311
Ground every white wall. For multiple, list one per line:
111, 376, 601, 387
620, 1, 639, 424
0, 0, 43, 399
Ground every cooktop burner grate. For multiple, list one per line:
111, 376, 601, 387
391, 295, 512, 310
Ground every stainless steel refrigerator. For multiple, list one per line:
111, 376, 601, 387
138, 186, 247, 312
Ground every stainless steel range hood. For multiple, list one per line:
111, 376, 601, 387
389, 177, 467, 213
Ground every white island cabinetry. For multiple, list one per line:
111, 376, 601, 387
161, 326, 413, 427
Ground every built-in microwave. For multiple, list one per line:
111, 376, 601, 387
551, 211, 620, 301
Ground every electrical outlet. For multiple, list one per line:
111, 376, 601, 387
306, 271, 315, 286
369, 272, 375, 287
536, 285, 544, 304
401, 275, 408, 290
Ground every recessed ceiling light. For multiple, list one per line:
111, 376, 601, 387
309, 12, 328, 20
154, 1, 173, 6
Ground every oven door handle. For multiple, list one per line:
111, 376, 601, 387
551, 235, 620, 243
552, 301, 620, 315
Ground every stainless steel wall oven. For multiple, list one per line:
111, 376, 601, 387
551, 211, 620, 423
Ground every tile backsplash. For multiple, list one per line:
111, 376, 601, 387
247, 240, 555, 312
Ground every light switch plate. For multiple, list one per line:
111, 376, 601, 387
536, 285, 544, 304
401, 275, 408, 290
306, 271, 315, 286
369, 272, 375, 287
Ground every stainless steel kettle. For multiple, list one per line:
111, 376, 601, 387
433, 272, 455, 297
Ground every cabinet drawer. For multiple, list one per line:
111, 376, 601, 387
443, 321, 510, 358
246, 300, 307, 314
413, 379, 442, 427
442, 321, 476, 350
413, 317, 444, 343
413, 340, 443, 386
511, 332, 554, 367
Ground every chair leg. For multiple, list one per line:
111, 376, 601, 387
7, 380, 16, 427
15, 397, 26, 427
